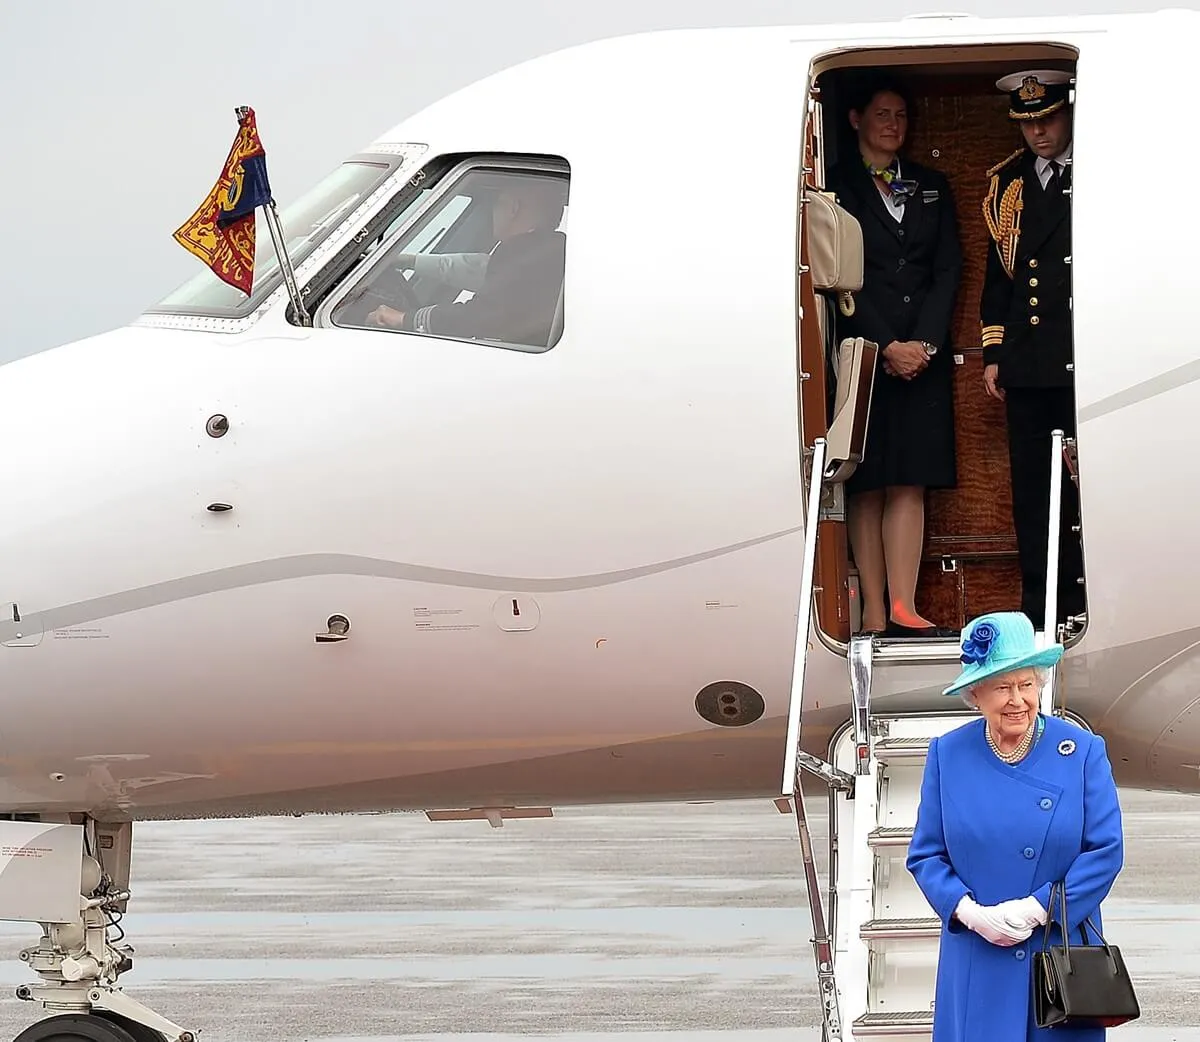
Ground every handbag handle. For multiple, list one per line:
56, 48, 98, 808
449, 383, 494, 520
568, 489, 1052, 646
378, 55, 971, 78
1040, 881, 1118, 975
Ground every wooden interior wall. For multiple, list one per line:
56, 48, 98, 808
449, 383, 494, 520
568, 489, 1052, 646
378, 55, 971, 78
903, 76, 1031, 627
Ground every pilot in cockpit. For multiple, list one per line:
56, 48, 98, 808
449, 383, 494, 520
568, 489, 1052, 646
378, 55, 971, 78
367, 175, 566, 347
391, 250, 490, 293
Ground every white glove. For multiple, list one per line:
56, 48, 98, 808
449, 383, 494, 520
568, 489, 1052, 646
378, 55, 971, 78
954, 895, 1034, 947
994, 895, 1048, 930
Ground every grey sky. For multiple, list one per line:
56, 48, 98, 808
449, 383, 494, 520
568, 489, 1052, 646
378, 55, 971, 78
0, 0, 1179, 362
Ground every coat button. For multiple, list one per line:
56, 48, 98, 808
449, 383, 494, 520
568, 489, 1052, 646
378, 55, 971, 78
1030, 316, 1040, 326
1030, 277, 1039, 287
1040, 798, 1052, 810
1029, 297, 1039, 307
899, 258, 907, 267
903, 295, 911, 302
1015, 949, 1027, 961
1029, 258, 1039, 268
1023, 846, 1036, 859
898, 229, 906, 237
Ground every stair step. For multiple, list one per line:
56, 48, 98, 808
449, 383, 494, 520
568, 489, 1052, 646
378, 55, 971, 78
868, 826, 914, 848
872, 639, 961, 665
852, 1010, 934, 1036
873, 736, 930, 764
861, 917, 941, 940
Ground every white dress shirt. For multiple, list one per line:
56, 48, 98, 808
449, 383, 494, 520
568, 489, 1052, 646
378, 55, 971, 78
1035, 142, 1072, 189
874, 159, 907, 223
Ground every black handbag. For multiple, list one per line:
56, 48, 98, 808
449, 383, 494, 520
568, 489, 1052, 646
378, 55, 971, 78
1032, 881, 1140, 1029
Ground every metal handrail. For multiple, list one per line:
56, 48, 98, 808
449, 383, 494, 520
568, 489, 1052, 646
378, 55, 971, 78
782, 437, 828, 795
792, 783, 844, 1042
1040, 429, 1065, 715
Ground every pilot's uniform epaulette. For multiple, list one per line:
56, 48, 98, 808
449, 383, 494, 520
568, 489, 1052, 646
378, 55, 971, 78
982, 147, 1026, 288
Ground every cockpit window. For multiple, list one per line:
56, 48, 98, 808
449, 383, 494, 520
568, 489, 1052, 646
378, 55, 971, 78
146, 156, 397, 318
328, 162, 569, 352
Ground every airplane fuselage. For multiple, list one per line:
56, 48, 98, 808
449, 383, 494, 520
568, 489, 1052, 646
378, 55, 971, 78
3, 10, 1200, 824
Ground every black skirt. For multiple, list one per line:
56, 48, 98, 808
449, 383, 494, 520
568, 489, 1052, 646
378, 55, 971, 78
846, 353, 958, 494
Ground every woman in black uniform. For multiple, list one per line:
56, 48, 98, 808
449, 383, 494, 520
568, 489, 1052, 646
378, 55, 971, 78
828, 74, 962, 637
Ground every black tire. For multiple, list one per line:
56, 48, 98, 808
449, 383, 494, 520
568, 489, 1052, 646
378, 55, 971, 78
92, 1012, 168, 1042
14, 1014, 140, 1042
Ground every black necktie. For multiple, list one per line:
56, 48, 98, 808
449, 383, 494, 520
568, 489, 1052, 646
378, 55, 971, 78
1047, 162, 1061, 193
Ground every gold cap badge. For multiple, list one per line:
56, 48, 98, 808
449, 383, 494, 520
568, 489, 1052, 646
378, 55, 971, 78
1017, 76, 1047, 102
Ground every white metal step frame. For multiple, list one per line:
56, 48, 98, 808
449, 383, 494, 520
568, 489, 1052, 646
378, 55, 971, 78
1041, 428, 1065, 714
830, 712, 973, 1039
784, 437, 858, 1041
782, 437, 831, 798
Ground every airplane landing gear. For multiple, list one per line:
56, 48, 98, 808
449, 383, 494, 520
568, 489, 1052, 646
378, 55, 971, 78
5, 818, 194, 1042
13, 1012, 165, 1042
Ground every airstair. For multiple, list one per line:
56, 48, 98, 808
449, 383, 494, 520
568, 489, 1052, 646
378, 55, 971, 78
782, 433, 1079, 1040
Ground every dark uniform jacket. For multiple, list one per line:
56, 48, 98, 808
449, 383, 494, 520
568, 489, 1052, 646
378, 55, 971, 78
979, 149, 1072, 389
408, 229, 566, 348
829, 158, 962, 354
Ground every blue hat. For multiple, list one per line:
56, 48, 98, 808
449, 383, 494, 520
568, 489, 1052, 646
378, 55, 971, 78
942, 611, 1063, 696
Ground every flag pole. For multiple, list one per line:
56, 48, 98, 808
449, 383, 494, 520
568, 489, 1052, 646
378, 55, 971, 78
235, 106, 310, 327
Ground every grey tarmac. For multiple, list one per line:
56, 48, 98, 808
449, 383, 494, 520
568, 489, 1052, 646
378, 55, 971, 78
0, 789, 1194, 1041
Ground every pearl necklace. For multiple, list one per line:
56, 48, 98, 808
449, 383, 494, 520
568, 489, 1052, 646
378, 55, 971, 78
987, 720, 1036, 764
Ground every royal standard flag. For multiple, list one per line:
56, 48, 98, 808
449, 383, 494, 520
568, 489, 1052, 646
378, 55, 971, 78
173, 107, 274, 295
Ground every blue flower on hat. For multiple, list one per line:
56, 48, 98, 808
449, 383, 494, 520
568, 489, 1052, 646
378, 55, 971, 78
960, 620, 999, 665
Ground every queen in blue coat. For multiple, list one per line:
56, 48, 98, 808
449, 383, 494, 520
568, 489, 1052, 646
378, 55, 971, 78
906, 611, 1125, 1041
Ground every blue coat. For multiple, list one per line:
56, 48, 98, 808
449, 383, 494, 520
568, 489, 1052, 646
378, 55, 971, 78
906, 714, 1124, 1042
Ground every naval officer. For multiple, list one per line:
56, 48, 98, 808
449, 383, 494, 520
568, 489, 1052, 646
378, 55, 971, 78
979, 69, 1084, 632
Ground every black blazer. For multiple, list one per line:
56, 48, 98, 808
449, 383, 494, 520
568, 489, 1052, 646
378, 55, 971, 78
412, 229, 566, 348
980, 150, 1072, 389
828, 157, 963, 356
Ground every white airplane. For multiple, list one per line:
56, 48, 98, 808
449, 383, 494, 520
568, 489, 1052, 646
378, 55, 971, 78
1, 8, 1195, 1042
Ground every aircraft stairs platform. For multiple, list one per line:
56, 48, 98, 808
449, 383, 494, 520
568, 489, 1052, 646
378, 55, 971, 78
785, 637, 975, 1040
781, 434, 1082, 1040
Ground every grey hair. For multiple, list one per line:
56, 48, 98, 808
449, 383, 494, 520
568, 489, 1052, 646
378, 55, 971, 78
959, 665, 1052, 710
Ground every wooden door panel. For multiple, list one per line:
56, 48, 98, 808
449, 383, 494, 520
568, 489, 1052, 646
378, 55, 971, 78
927, 349, 1016, 545
815, 520, 851, 643
916, 554, 1023, 630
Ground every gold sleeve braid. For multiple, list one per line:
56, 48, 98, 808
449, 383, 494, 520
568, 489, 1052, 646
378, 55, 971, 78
982, 148, 1024, 279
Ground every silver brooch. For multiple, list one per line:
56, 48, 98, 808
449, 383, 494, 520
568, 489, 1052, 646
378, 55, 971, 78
1058, 739, 1076, 756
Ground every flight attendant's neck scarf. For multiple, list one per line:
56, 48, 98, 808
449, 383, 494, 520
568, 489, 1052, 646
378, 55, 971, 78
864, 155, 919, 200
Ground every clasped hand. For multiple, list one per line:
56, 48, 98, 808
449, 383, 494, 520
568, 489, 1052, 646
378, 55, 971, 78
955, 895, 1046, 947
882, 340, 930, 380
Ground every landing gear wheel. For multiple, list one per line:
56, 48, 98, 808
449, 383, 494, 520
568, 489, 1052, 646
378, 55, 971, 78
13, 1014, 140, 1042
93, 1012, 167, 1042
